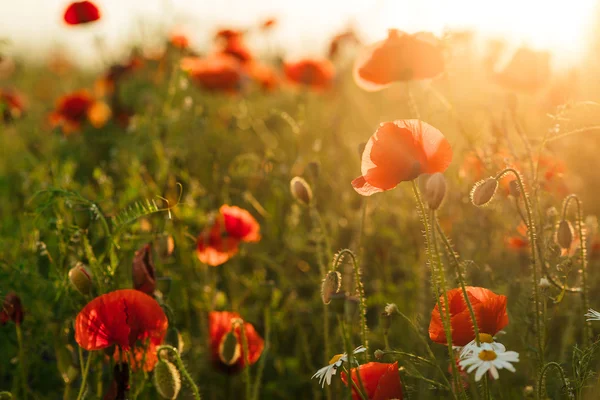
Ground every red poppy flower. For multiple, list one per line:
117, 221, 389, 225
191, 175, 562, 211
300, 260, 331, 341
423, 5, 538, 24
209, 311, 264, 374
353, 29, 444, 91
429, 287, 508, 346
329, 30, 360, 59
169, 31, 190, 49
505, 222, 529, 252
494, 47, 550, 92
197, 205, 261, 266
63, 1, 101, 25
352, 120, 452, 196
181, 55, 242, 92
49, 90, 111, 134
132, 243, 156, 295
221, 37, 253, 64
341, 362, 403, 400
260, 18, 277, 31
215, 29, 244, 41
283, 59, 335, 90
75, 290, 168, 370
1, 292, 23, 326
245, 62, 279, 91
0, 88, 26, 122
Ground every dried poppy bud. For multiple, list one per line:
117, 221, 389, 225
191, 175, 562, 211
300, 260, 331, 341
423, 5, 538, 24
68, 262, 93, 295
508, 180, 520, 198
153, 359, 181, 399
290, 176, 313, 206
470, 178, 499, 207
556, 220, 574, 250
424, 172, 447, 210
132, 244, 156, 295
1, 292, 23, 325
321, 271, 342, 304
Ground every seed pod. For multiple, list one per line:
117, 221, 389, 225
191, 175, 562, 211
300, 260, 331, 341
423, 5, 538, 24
556, 220, 574, 250
68, 263, 93, 295
153, 359, 181, 399
132, 243, 156, 295
290, 176, 313, 206
470, 178, 498, 207
424, 172, 447, 210
321, 271, 342, 304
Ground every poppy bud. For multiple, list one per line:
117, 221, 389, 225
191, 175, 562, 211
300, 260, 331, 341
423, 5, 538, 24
68, 262, 93, 295
321, 271, 342, 304
153, 359, 181, 399
470, 178, 498, 207
556, 220, 574, 250
290, 176, 313, 206
132, 243, 156, 295
218, 331, 241, 366
374, 349, 384, 360
1, 292, 23, 325
424, 172, 447, 210
508, 180, 520, 198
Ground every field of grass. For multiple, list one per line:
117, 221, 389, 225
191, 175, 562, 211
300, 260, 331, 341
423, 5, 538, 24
2, 15, 600, 400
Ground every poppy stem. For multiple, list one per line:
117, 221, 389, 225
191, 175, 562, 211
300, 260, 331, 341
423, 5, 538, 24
496, 168, 544, 365
561, 194, 592, 345
156, 346, 202, 400
338, 318, 368, 400
15, 324, 27, 400
434, 219, 481, 346
482, 375, 491, 400
251, 307, 271, 400
75, 350, 93, 400
410, 181, 460, 400
536, 362, 574, 400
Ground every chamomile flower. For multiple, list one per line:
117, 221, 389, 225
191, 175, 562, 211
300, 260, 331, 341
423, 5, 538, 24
584, 308, 600, 321
311, 346, 366, 387
459, 346, 519, 381
459, 333, 506, 359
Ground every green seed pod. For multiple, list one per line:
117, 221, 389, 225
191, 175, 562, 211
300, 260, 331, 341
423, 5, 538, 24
68, 263, 93, 295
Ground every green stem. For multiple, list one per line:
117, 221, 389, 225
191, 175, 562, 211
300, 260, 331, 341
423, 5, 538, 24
156, 346, 201, 400
15, 325, 27, 400
410, 181, 460, 400
483, 375, 491, 400
435, 219, 480, 345
536, 362, 574, 400
561, 195, 591, 345
251, 308, 271, 400
339, 318, 368, 400
341, 366, 368, 400
496, 168, 544, 365
378, 350, 438, 367
237, 320, 252, 400
76, 350, 93, 400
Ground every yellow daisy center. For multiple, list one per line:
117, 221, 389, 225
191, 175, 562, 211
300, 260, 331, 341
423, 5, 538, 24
478, 333, 494, 344
478, 350, 498, 361
329, 354, 344, 365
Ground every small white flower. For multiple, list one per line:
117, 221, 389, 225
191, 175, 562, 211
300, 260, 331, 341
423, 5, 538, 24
311, 346, 366, 388
458, 333, 505, 359
585, 308, 600, 321
459, 346, 519, 381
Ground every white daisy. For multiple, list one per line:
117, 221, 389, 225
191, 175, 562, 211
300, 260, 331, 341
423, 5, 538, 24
459, 333, 506, 359
585, 308, 600, 321
459, 346, 519, 381
311, 346, 366, 387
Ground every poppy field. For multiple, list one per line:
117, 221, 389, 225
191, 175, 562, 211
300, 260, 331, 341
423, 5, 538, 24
3, 2, 600, 399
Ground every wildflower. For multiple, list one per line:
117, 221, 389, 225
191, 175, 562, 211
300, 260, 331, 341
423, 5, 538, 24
245, 62, 279, 91
49, 90, 110, 135
181, 55, 242, 93
340, 361, 403, 400
68, 262, 93, 295
209, 311, 264, 374
284, 59, 335, 90
353, 29, 444, 91
494, 47, 550, 92
169, 30, 190, 50
539, 277, 551, 289
0, 292, 23, 325
505, 222, 529, 253
0, 88, 26, 122
384, 303, 399, 316
196, 205, 261, 266
312, 346, 366, 387
470, 178, 499, 206
352, 120, 453, 196
328, 29, 360, 59
132, 243, 156, 295
221, 36, 253, 64
459, 345, 519, 381
75, 289, 168, 371
459, 334, 507, 359
584, 309, 600, 321
63, 1, 101, 25
429, 287, 508, 346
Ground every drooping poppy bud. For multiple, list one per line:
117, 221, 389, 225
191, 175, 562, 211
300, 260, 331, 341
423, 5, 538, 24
290, 177, 313, 206
1, 292, 23, 325
470, 178, 499, 207
132, 243, 156, 295
153, 359, 181, 399
68, 262, 93, 295
321, 271, 342, 305
424, 172, 447, 210
556, 220, 574, 251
